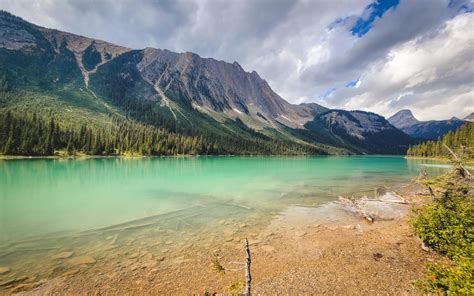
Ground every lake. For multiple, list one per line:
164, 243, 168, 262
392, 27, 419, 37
0, 156, 447, 287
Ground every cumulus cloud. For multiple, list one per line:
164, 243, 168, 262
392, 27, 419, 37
0, 0, 472, 120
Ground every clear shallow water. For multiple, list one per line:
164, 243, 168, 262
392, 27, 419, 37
0, 156, 446, 242
0, 156, 449, 287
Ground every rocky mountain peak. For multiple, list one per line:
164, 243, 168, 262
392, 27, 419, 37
387, 109, 419, 129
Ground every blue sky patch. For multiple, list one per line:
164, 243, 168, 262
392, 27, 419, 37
449, 0, 474, 13
345, 78, 361, 88
351, 0, 399, 37
320, 87, 337, 99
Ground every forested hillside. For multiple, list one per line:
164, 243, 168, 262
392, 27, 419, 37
406, 122, 474, 159
0, 109, 323, 156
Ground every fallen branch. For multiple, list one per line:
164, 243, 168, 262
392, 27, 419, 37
362, 198, 409, 204
338, 196, 374, 223
244, 238, 251, 296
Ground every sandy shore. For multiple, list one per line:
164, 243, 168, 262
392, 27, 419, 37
4, 184, 444, 295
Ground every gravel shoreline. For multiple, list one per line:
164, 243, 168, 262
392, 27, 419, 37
7, 184, 444, 295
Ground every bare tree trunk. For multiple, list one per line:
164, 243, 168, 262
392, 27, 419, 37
244, 238, 251, 296
443, 144, 472, 178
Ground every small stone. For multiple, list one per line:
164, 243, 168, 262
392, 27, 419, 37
223, 229, 235, 236
261, 245, 275, 252
0, 267, 11, 275
9, 281, 43, 293
102, 244, 118, 251
250, 239, 261, 246
264, 232, 274, 237
144, 253, 153, 260
129, 253, 139, 259
295, 231, 307, 237
0, 276, 28, 287
373, 253, 383, 261
239, 223, 247, 228
52, 251, 74, 259
157, 256, 165, 262
172, 256, 192, 264
68, 256, 96, 266
61, 269, 79, 277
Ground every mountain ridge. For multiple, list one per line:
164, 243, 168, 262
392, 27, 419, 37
0, 10, 413, 155
388, 109, 465, 140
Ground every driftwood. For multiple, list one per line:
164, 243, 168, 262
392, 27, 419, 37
244, 238, 251, 296
443, 144, 472, 178
338, 197, 374, 223
362, 198, 409, 204
390, 192, 410, 203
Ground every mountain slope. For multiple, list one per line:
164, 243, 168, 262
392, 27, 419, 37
304, 110, 413, 154
0, 11, 413, 155
464, 112, 474, 122
388, 110, 465, 140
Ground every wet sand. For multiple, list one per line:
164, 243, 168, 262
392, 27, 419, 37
1, 184, 444, 295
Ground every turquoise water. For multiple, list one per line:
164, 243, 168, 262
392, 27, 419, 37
0, 156, 450, 287
0, 156, 446, 242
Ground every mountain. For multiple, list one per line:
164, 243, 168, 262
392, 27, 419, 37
388, 110, 465, 140
0, 11, 413, 155
464, 112, 474, 122
386, 109, 419, 129
307, 110, 413, 154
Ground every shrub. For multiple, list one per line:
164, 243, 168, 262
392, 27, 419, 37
411, 171, 473, 295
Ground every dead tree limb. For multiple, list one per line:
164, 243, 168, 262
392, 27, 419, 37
338, 197, 374, 223
443, 144, 472, 178
244, 238, 251, 296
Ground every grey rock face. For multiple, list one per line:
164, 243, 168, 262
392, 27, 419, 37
320, 110, 391, 140
387, 109, 419, 129
136, 48, 324, 128
0, 12, 36, 50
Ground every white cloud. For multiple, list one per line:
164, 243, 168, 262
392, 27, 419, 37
332, 11, 474, 120
0, 0, 472, 120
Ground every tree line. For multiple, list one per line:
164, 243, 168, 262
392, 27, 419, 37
0, 110, 218, 156
0, 110, 321, 156
407, 122, 474, 159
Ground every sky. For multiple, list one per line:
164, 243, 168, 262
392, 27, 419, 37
1, 0, 473, 120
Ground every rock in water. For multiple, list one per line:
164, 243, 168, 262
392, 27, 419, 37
0, 267, 11, 275
52, 251, 74, 259
68, 256, 96, 265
